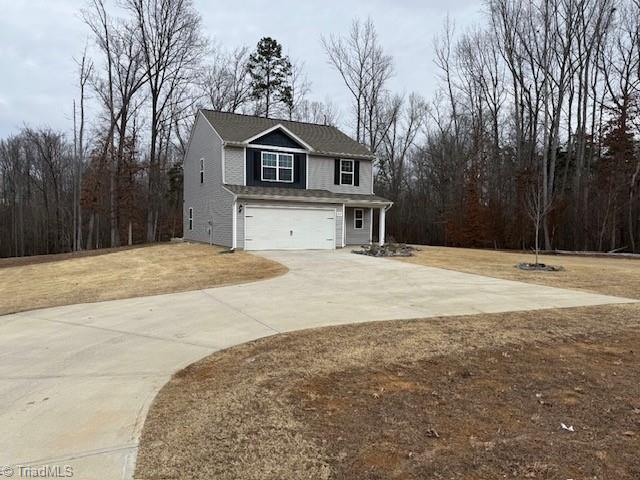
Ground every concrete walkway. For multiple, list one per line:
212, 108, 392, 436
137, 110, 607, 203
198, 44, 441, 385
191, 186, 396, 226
0, 250, 634, 479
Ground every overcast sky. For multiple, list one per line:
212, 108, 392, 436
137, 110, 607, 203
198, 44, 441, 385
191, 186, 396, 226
0, 0, 483, 138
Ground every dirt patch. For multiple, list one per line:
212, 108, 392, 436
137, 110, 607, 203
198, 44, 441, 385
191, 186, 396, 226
135, 303, 640, 480
399, 246, 640, 299
0, 243, 287, 315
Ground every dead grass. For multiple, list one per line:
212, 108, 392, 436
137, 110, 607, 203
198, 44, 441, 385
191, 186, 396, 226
135, 249, 640, 480
0, 244, 147, 268
0, 243, 287, 316
400, 246, 640, 299
135, 304, 640, 480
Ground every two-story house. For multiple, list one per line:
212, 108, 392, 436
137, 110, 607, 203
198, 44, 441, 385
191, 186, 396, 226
183, 110, 392, 250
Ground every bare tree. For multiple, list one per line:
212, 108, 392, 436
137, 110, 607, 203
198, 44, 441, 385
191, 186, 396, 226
378, 93, 427, 199
287, 59, 311, 120
123, 0, 206, 242
200, 46, 252, 113
73, 46, 93, 251
322, 17, 393, 147
291, 99, 339, 125
526, 174, 553, 264
83, 0, 148, 247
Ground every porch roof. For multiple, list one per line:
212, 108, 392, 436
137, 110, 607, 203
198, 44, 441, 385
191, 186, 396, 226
224, 184, 392, 207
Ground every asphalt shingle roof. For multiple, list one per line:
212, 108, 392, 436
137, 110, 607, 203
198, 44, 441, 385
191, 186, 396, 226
201, 110, 374, 159
224, 184, 391, 205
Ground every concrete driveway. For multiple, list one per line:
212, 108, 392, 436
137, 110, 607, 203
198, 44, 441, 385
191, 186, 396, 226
1, 250, 634, 479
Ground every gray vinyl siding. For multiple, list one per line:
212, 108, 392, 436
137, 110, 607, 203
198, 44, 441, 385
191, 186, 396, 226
224, 146, 245, 185
345, 207, 372, 245
307, 155, 373, 195
236, 199, 344, 249
183, 112, 234, 247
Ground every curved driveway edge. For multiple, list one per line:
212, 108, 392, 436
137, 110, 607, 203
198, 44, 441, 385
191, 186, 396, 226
0, 250, 635, 479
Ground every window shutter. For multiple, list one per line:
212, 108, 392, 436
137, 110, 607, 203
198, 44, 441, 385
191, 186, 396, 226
294, 154, 301, 184
253, 151, 261, 181
354, 161, 360, 186
334, 159, 340, 185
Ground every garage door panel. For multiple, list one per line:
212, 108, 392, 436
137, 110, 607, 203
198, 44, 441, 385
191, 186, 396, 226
245, 206, 335, 250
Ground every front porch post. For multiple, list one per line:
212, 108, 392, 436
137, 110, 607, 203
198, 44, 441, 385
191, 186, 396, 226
369, 207, 373, 244
379, 207, 386, 246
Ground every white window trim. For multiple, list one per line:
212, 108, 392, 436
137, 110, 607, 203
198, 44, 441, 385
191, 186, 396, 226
354, 208, 364, 230
199, 158, 204, 184
340, 159, 354, 186
188, 208, 193, 231
261, 151, 294, 183
250, 144, 307, 154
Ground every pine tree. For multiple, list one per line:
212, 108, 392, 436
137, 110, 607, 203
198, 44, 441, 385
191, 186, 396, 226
247, 37, 293, 117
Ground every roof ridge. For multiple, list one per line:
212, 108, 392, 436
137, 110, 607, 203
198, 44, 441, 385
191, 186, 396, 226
201, 108, 340, 130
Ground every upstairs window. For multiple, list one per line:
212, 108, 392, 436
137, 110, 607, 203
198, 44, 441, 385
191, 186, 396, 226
261, 152, 294, 183
340, 159, 354, 185
199, 158, 204, 184
354, 208, 364, 229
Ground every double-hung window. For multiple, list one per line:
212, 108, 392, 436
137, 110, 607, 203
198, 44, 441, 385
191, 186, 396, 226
354, 208, 364, 229
340, 159, 354, 185
199, 159, 204, 184
261, 152, 293, 182
188, 208, 193, 231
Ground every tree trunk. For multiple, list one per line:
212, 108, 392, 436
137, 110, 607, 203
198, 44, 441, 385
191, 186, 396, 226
86, 211, 95, 250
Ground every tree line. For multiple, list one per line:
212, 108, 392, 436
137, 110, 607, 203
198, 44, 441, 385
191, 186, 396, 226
0, 0, 333, 258
1, 0, 639, 258
367, 0, 639, 253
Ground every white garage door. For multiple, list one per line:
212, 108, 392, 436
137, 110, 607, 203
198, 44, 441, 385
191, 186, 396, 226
244, 206, 336, 250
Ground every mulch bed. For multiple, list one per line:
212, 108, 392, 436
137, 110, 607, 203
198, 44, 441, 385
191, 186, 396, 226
517, 262, 564, 271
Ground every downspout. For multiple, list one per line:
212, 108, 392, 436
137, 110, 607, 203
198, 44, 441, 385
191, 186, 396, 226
231, 198, 237, 250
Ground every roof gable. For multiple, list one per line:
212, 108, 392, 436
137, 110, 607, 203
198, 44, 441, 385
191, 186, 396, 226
245, 125, 310, 150
200, 110, 374, 159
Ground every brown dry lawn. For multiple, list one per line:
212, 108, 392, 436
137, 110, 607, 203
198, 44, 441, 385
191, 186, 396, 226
0, 243, 286, 316
400, 245, 640, 299
135, 248, 640, 480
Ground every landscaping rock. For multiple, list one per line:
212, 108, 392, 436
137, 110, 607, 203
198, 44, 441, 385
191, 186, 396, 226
352, 243, 415, 257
